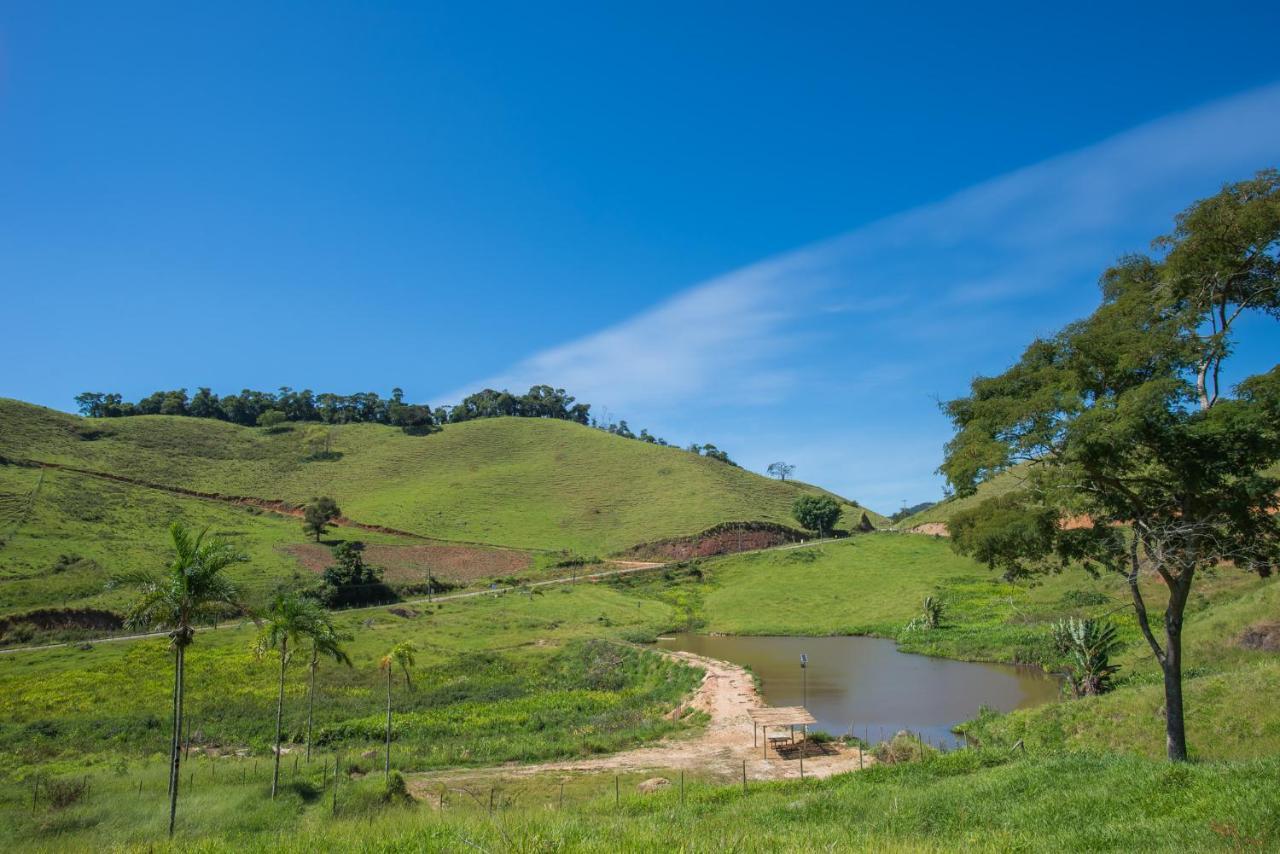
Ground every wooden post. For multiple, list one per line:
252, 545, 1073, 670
753, 722, 757, 748
680, 770, 685, 806
559, 782, 564, 810
741, 759, 747, 793
32, 776, 38, 815
799, 726, 804, 779
489, 787, 495, 814
614, 775, 619, 807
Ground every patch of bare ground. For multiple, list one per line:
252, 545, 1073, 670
1238, 621, 1280, 652
284, 542, 532, 584
619, 522, 806, 561
407, 647, 871, 801
907, 522, 950, 536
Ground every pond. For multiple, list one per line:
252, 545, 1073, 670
656, 633, 1060, 747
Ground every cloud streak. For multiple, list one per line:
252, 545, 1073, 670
444, 83, 1280, 507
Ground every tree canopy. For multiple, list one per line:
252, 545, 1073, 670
792, 494, 841, 536
940, 169, 1280, 761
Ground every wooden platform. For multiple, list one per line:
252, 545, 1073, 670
747, 706, 816, 727
748, 706, 817, 758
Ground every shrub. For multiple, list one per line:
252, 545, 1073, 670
382, 771, 412, 804
44, 776, 89, 809
872, 731, 937, 764
1050, 617, 1122, 697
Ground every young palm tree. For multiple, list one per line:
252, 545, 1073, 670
305, 620, 353, 763
113, 522, 245, 838
256, 593, 351, 798
379, 641, 417, 778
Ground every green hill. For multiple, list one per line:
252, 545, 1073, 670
896, 465, 1033, 531
0, 399, 879, 551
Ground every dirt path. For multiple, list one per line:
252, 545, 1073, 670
408, 648, 870, 798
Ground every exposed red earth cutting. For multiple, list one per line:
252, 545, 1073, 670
285, 542, 532, 584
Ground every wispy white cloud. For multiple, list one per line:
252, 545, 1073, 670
444, 83, 1280, 507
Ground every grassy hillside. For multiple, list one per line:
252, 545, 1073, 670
0, 464, 411, 621
0, 399, 874, 555
896, 465, 1032, 530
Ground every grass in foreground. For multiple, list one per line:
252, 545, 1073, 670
3, 749, 1276, 851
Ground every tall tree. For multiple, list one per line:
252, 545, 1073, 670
941, 170, 1280, 761
767, 461, 796, 481
304, 617, 353, 762
303, 497, 341, 542
255, 593, 351, 797
113, 523, 246, 836
379, 641, 417, 779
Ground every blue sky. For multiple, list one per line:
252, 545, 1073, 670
2, 3, 1278, 511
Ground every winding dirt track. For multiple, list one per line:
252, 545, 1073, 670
408, 647, 869, 797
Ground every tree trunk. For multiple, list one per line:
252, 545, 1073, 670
272, 639, 287, 798
168, 645, 185, 838
384, 668, 393, 779
168, 646, 180, 797
306, 650, 317, 763
1162, 614, 1188, 761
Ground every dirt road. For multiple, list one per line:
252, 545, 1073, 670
408, 647, 869, 798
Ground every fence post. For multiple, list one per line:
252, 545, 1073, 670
559, 782, 564, 810
614, 775, 619, 807
742, 759, 747, 793
680, 771, 685, 806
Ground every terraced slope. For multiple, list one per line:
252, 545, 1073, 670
0, 398, 875, 555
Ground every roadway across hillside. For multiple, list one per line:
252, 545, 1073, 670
0, 536, 839, 655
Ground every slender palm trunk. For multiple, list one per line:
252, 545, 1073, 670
272, 638, 287, 798
168, 646, 180, 797
306, 649, 317, 763
168, 645, 185, 838
384, 667, 393, 779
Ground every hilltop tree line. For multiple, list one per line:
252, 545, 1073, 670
72, 384, 737, 464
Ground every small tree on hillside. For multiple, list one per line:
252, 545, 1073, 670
257, 410, 288, 431
303, 497, 341, 542
792, 494, 840, 537
767, 461, 796, 481
940, 170, 1280, 761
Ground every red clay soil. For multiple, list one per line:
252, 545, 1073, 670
909, 514, 1101, 538
619, 522, 806, 561
285, 542, 532, 584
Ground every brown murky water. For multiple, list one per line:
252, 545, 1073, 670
656, 634, 1060, 747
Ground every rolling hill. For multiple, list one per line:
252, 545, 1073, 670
0, 398, 880, 619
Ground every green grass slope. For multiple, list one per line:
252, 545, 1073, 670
896, 465, 1032, 530
0, 464, 406, 620
0, 398, 875, 554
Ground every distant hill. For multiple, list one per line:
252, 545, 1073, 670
0, 398, 881, 616
896, 465, 1033, 532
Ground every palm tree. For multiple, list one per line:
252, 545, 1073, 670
113, 522, 245, 837
256, 593, 351, 798
379, 641, 416, 778
305, 620, 352, 762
